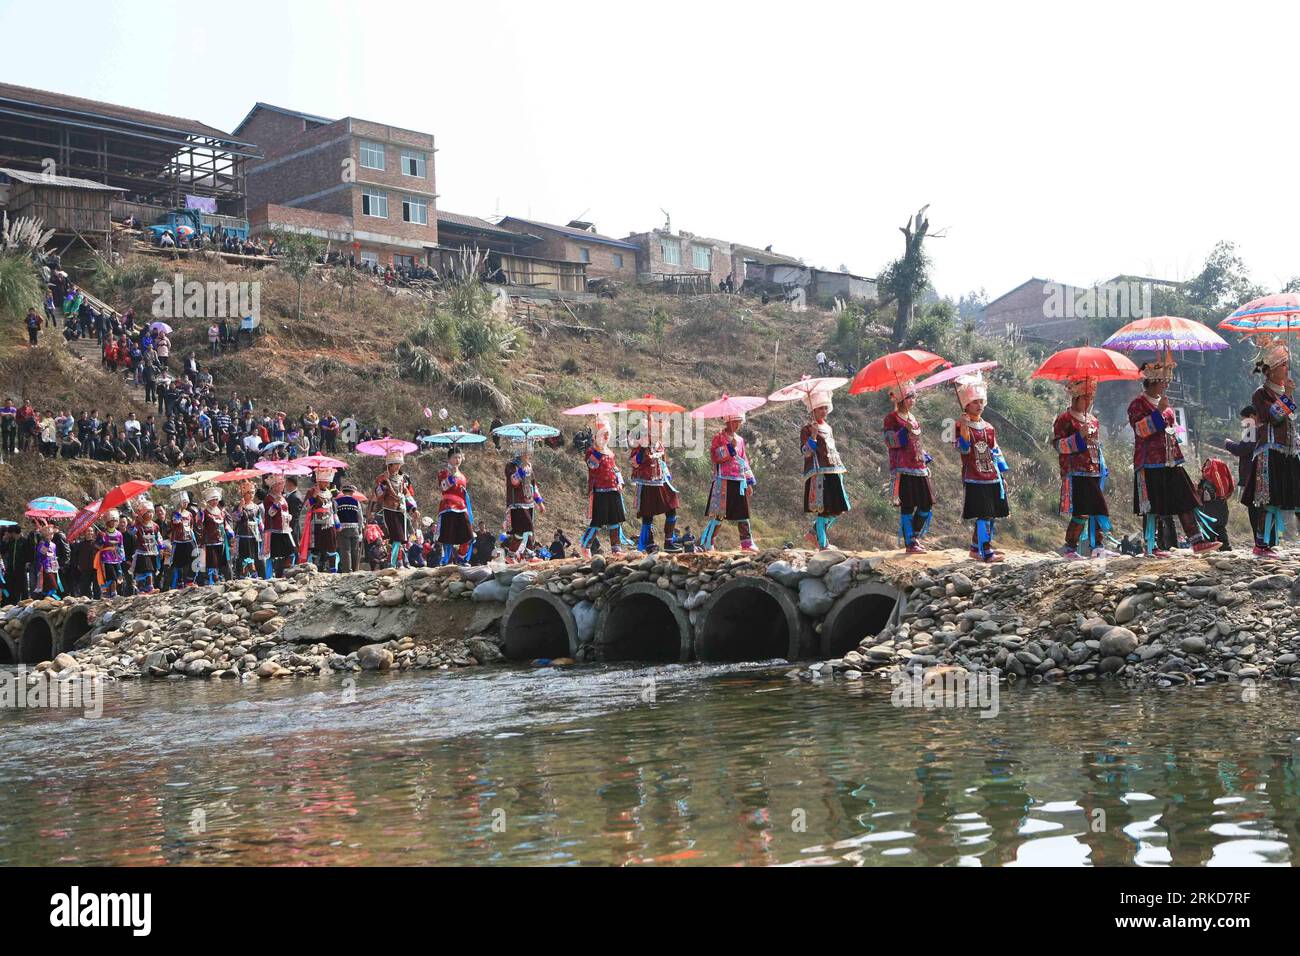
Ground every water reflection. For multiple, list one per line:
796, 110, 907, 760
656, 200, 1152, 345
1, 666, 1299, 866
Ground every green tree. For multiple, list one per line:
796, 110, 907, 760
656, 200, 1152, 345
271, 230, 323, 321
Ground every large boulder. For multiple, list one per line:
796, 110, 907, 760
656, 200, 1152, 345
1099, 626, 1138, 658
472, 579, 510, 603
798, 577, 834, 617
766, 560, 806, 588
357, 644, 394, 671
805, 551, 847, 578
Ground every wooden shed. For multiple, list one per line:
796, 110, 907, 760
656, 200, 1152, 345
0, 167, 124, 253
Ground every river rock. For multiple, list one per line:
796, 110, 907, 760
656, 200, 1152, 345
1099, 626, 1138, 658
805, 550, 846, 577
766, 560, 805, 588
825, 561, 855, 598
1114, 592, 1153, 624
53, 652, 78, 671
949, 573, 974, 597
1181, 636, 1207, 655
573, 601, 598, 645
357, 644, 394, 671
798, 577, 834, 616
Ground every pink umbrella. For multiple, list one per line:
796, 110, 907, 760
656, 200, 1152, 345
689, 394, 768, 419
355, 438, 418, 458
66, 500, 103, 542
293, 454, 347, 471
562, 398, 626, 416
254, 460, 312, 476
915, 361, 999, 392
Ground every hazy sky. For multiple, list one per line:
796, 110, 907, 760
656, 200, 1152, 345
3, 0, 1295, 298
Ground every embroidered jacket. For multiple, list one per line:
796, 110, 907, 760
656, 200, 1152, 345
711, 431, 754, 483
264, 494, 292, 534
954, 417, 1006, 483
169, 509, 196, 543
586, 446, 622, 492
883, 411, 928, 475
1251, 384, 1299, 457
506, 459, 543, 508
800, 421, 845, 479
96, 528, 125, 563
437, 470, 469, 513
376, 471, 414, 511
1053, 410, 1103, 478
200, 507, 228, 546
1127, 394, 1183, 469
630, 441, 672, 486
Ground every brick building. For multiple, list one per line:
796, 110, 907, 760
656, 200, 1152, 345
981, 277, 1091, 343
495, 217, 639, 281
623, 228, 735, 288
234, 102, 438, 269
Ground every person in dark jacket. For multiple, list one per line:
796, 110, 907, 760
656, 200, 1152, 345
1224, 406, 1259, 543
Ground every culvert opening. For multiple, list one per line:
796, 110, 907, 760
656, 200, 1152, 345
61, 609, 92, 650
21, 617, 54, 665
698, 586, 793, 662
321, 635, 370, 655
823, 590, 899, 658
599, 593, 684, 663
503, 595, 573, 661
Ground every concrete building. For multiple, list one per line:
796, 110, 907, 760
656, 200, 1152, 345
436, 211, 586, 293
495, 217, 639, 281
623, 228, 734, 289
235, 102, 438, 269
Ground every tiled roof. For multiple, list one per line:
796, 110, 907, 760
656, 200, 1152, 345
0, 167, 124, 191
498, 216, 639, 251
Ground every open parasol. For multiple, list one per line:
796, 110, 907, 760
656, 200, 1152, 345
1218, 293, 1300, 335
171, 470, 223, 490
254, 460, 312, 476
850, 350, 949, 395
98, 479, 155, 514
1101, 315, 1227, 353
355, 438, 418, 458
151, 472, 187, 488
214, 468, 264, 483
492, 419, 562, 443
292, 454, 348, 471
689, 394, 768, 419
25, 496, 76, 520
768, 375, 850, 404
915, 361, 999, 392
619, 394, 686, 414
562, 398, 626, 416
148, 321, 173, 335
1031, 346, 1140, 383
66, 501, 103, 542
420, 430, 490, 448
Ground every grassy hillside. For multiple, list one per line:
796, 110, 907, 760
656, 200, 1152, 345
0, 250, 1254, 551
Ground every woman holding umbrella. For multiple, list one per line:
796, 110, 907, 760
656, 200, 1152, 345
623, 396, 683, 553
691, 395, 764, 553
93, 509, 127, 598
232, 479, 264, 578
769, 376, 850, 550
434, 448, 474, 565
131, 501, 162, 593
492, 421, 557, 560
584, 412, 627, 557
953, 372, 1010, 563
853, 351, 951, 554
362, 440, 419, 568
1241, 336, 1300, 556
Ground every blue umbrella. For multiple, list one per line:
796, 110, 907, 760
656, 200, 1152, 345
492, 419, 560, 443
152, 472, 187, 488
421, 429, 489, 448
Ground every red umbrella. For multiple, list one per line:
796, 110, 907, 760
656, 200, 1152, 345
214, 468, 264, 483
619, 394, 685, 414
99, 479, 154, 514
915, 361, 999, 392
849, 350, 949, 394
1032, 347, 1140, 383
689, 394, 767, 419
66, 500, 103, 542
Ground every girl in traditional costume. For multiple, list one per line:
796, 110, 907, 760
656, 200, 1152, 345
262, 475, 296, 577
580, 415, 627, 556
232, 480, 264, 578
93, 509, 126, 598
199, 486, 231, 583
884, 380, 932, 554
300, 467, 341, 571
1052, 377, 1116, 559
954, 372, 1010, 563
434, 449, 474, 565
374, 450, 417, 568
630, 415, 680, 552
34, 524, 61, 597
131, 501, 161, 593
1241, 337, 1300, 556
504, 441, 545, 560
168, 491, 198, 588
702, 413, 757, 552
801, 384, 850, 550
1127, 357, 1220, 557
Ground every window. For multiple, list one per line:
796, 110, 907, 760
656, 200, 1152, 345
394, 254, 415, 269
359, 141, 385, 170
361, 189, 388, 218
578, 247, 590, 263
660, 238, 681, 266
402, 196, 428, 225
359, 251, 379, 267
692, 245, 711, 270
613, 253, 624, 269
401, 150, 426, 177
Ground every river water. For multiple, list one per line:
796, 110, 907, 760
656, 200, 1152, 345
2, 662, 1299, 866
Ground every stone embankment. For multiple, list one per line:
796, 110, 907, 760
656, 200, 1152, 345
4, 548, 1298, 690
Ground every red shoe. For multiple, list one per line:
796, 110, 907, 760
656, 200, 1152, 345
906, 542, 926, 555
1146, 549, 1172, 558
1192, 539, 1222, 556
1252, 545, 1278, 558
